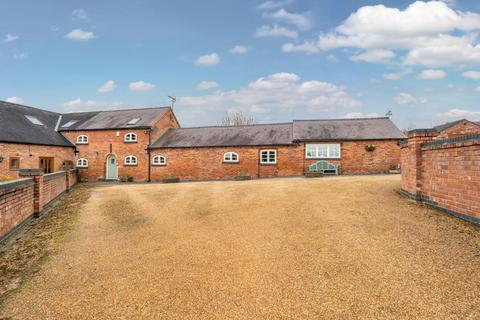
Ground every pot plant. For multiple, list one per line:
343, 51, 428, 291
120, 174, 133, 182
389, 164, 401, 174
163, 174, 179, 183
235, 171, 251, 181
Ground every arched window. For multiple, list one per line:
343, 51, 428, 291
76, 135, 88, 144
223, 152, 239, 163
76, 158, 88, 168
124, 155, 137, 166
124, 132, 137, 142
152, 155, 166, 166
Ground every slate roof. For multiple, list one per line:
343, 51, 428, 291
59, 107, 170, 131
0, 101, 171, 146
0, 101, 73, 147
409, 119, 480, 135
293, 117, 405, 141
151, 123, 293, 148
150, 117, 405, 148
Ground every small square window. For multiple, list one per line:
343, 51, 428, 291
260, 150, 277, 164
9, 157, 20, 170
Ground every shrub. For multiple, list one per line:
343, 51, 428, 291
120, 174, 133, 182
365, 144, 376, 152
164, 174, 177, 180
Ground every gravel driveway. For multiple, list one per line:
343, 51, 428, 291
1, 175, 479, 319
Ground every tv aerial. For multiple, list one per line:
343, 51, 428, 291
168, 95, 176, 108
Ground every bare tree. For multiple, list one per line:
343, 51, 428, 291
218, 111, 255, 126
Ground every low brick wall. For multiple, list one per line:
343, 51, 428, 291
0, 179, 35, 240
401, 134, 480, 225
0, 169, 78, 240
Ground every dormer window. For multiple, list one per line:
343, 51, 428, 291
25, 115, 43, 125
127, 118, 141, 125
76, 135, 88, 144
124, 133, 137, 143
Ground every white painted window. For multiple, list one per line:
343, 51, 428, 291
223, 152, 239, 163
124, 155, 137, 165
260, 150, 277, 164
25, 115, 44, 125
76, 158, 88, 168
152, 155, 166, 166
124, 132, 137, 142
76, 135, 88, 144
305, 144, 341, 159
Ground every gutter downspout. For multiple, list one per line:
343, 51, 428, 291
147, 129, 151, 182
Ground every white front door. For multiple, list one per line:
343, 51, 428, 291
106, 155, 118, 180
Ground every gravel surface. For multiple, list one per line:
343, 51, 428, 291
1, 176, 479, 319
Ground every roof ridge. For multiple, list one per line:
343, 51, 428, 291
293, 117, 390, 122
61, 106, 170, 115
0, 100, 60, 115
171, 122, 294, 130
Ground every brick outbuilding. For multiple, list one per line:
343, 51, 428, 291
1, 100, 405, 182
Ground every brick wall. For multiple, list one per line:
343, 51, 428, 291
0, 169, 78, 240
0, 179, 34, 239
0, 142, 75, 180
61, 109, 179, 182
401, 130, 480, 225
150, 140, 402, 181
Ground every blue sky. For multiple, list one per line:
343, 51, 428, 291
1, 0, 480, 128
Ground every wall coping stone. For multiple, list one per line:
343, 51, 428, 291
44, 171, 67, 181
0, 178, 34, 194
421, 134, 480, 150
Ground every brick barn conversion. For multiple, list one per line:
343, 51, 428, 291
1, 100, 406, 182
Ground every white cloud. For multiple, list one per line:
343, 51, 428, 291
72, 9, 88, 21
6, 97, 24, 104
196, 81, 219, 90
344, 112, 380, 119
282, 40, 317, 53
62, 98, 138, 111
462, 70, 480, 80
395, 92, 428, 105
128, 81, 155, 91
263, 9, 312, 30
4, 34, 19, 43
326, 54, 337, 62
229, 45, 249, 54
283, 1, 480, 67
350, 49, 395, 64
441, 108, 480, 118
65, 29, 95, 41
13, 52, 28, 60
195, 53, 220, 66
383, 68, 412, 80
257, 0, 293, 10
256, 25, 298, 39
98, 80, 115, 93
178, 73, 360, 119
418, 69, 447, 79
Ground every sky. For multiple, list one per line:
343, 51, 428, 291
1, 0, 480, 129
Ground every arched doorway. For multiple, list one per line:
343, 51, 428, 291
106, 154, 118, 180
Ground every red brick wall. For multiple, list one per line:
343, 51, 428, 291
150, 140, 402, 181
304, 140, 402, 174
436, 121, 480, 139
0, 179, 35, 239
0, 143, 75, 181
61, 109, 179, 182
420, 140, 480, 220
42, 172, 67, 205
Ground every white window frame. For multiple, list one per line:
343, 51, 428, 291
260, 149, 277, 165
223, 152, 239, 163
76, 135, 88, 144
76, 158, 88, 168
124, 132, 138, 142
124, 155, 138, 166
305, 143, 341, 159
152, 155, 166, 166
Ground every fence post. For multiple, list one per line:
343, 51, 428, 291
19, 169, 44, 218
65, 169, 71, 193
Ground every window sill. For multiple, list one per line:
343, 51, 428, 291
124, 141, 138, 144
76, 167, 88, 169
260, 163, 277, 166
152, 164, 166, 167
306, 157, 341, 160
123, 164, 138, 167
76, 143, 88, 145
223, 161, 239, 164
